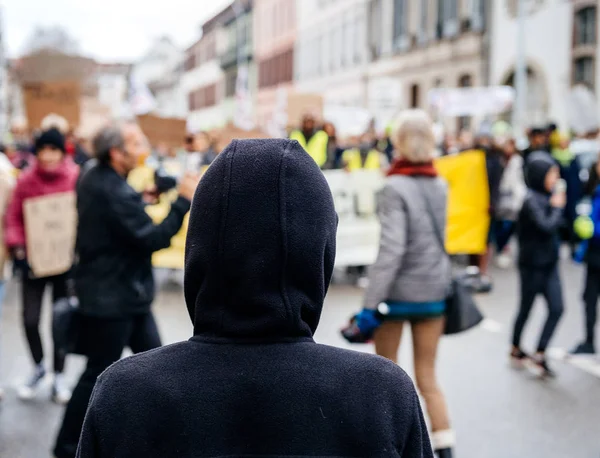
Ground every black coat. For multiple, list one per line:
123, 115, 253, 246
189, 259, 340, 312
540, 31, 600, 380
75, 162, 190, 318
517, 153, 563, 269
76, 140, 432, 458
485, 147, 505, 215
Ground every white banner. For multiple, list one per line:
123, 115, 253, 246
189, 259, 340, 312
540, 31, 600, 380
428, 86, 515, 117
323, 170, 384, 267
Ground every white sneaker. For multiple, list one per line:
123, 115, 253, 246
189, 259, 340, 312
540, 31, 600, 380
17, 365, 46, 401
52, 374, 71, 405
496, 253, 512, 269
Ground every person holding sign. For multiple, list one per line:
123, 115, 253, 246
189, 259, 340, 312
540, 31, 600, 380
4, 127, 79, 404
54, 122, 199, 458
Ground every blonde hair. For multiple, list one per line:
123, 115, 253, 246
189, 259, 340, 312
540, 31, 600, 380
41, 113, 70, 134
391, 109, 435, 163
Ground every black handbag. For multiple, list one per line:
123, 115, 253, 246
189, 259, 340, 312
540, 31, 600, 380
418, 181, 484, 335
52, 296, 82, 354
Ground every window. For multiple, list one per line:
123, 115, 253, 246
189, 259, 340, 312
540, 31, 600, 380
457, 74, 473, 132
574, 56, 595, 89
443, 0, 458, 37
393, 0, 407, 49
259, 49, 294, 89
410, 84, 420, 108
368, 0, 383, 59
436, 0, 458, 38
332, 26, 341, 70
188, 84, 218, 111
354, 16, 362, 63
575, 7, 597, 46
419, 0, 428, 43
225, 69, 238, 97
342, 20, 349, 67
471, 0, 485, 31
458, 74, 473, 88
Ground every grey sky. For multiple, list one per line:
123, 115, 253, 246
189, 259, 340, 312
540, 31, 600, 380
3, 0, 231, 61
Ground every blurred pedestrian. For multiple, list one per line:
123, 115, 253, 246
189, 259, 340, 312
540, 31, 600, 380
322, 121, 345, 169
5, 127, 79, 403
342, 132, 389, 172
522, 127, 550, 163
290, 114, 329, 169
363, 110, 454, 458
571, 157, 600, 355
53, 122, 198, 458
76, 138, 432, 458
65, 130, 91, 166
511, 152, 565, 377
495, 138, 526, 268
195, 131, 218, 166
457, 129, 474, 151
466, 129, 505, 292
0, 146, 14, 402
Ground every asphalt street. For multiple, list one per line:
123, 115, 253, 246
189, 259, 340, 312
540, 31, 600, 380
1, 261, 599, 458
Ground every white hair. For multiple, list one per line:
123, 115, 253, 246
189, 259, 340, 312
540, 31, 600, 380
41, 113, 70, 134
391, 109, 436, 163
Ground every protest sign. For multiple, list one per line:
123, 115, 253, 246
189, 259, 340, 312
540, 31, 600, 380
22, 81, 81, 129
434, 150, 490, 254
137, 114, 187, 149
323, 169, 383, 267
24, 192, 77, 278
287, 93, 323, 128
428, 86, 514, 117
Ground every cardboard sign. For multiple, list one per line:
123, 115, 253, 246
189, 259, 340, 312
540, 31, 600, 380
287, 93, 323, 128
22, 81, 81, 129
137, 114, 187, 149
24, 192, 77, 278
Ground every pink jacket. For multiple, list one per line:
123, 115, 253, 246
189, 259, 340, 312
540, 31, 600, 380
5, 158, 79, 248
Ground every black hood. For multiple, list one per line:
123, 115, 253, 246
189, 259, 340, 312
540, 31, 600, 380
525, 151, 556, 194
184, 139, 337, 340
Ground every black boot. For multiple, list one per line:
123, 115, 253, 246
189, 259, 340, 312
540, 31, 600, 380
436, 448, 453, 458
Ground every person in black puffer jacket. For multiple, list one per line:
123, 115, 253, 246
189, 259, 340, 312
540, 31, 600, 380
76, 139, 432, 458
511, 152, 566, 377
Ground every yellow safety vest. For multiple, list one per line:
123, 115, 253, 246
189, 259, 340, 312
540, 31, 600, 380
343, 148, 381, 172
289, 130, 329, 168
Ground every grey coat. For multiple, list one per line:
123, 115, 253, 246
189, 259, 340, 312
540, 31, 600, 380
364, 175, 451, 308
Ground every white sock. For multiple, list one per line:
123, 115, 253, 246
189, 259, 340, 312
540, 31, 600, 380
431, 429, 456, 450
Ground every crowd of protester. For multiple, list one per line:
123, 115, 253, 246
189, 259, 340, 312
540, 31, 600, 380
0, 111, 598, 457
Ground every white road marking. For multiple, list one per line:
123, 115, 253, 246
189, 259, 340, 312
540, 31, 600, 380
547, 347, 600, 379
480, 318, 503, 333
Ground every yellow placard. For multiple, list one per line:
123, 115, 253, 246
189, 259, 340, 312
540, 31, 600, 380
434, 150, 490, 255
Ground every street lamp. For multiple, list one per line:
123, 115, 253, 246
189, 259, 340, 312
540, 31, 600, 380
513, 0, 528, 140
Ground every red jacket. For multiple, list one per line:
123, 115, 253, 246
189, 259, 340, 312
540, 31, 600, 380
5, 158, 79, 248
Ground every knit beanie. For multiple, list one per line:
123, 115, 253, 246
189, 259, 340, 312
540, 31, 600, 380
35, 128, 66, 155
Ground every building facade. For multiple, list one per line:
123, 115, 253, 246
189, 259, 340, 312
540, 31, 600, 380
294, 0, 488, 133
254, 0, 296, 129
95, 63, 130, 118
183, 19, 224, 132
131, 36, 182, 85
489, 0, 574, 131
295, 0, 370, 108
217, 0, 255, 125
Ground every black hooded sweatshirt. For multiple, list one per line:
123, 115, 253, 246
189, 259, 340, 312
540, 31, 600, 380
517, 151, 563, 269
76, 139, 432, 458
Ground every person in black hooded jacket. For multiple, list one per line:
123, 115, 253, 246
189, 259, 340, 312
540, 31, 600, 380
76, 139, 432, 458
511, 151, 566, 377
